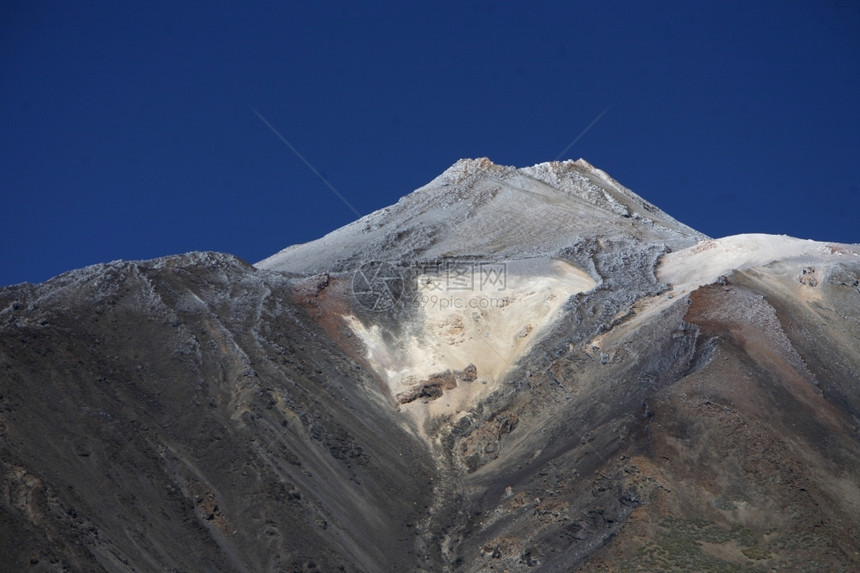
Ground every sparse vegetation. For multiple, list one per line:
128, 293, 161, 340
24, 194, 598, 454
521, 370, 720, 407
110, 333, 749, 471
742, 545, 772, 560
621, 517, 767, 572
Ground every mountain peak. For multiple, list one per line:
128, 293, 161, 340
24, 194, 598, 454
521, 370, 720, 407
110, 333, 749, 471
256, 160, 711, 436
257, 158, 706, 275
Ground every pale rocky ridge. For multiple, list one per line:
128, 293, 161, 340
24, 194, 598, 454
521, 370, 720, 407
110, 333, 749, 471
1, 158, 858, 571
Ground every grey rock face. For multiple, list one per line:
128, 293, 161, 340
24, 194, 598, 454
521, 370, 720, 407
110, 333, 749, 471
1, 159, 858, 572
0, 253, 436, 572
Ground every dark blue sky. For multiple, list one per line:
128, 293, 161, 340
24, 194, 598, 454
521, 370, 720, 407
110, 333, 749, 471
2, 1, 858, 286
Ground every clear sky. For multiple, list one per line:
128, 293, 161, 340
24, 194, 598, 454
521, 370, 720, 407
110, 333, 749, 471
2, 1, 858, 286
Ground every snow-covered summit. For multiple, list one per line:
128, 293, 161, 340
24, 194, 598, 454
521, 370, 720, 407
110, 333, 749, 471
256, 158, 706, 275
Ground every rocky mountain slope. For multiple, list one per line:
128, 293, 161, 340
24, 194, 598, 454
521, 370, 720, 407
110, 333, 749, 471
1, 159, 858, 571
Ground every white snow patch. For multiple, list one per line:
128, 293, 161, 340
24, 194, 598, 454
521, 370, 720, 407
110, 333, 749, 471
658, 234, 834, 292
